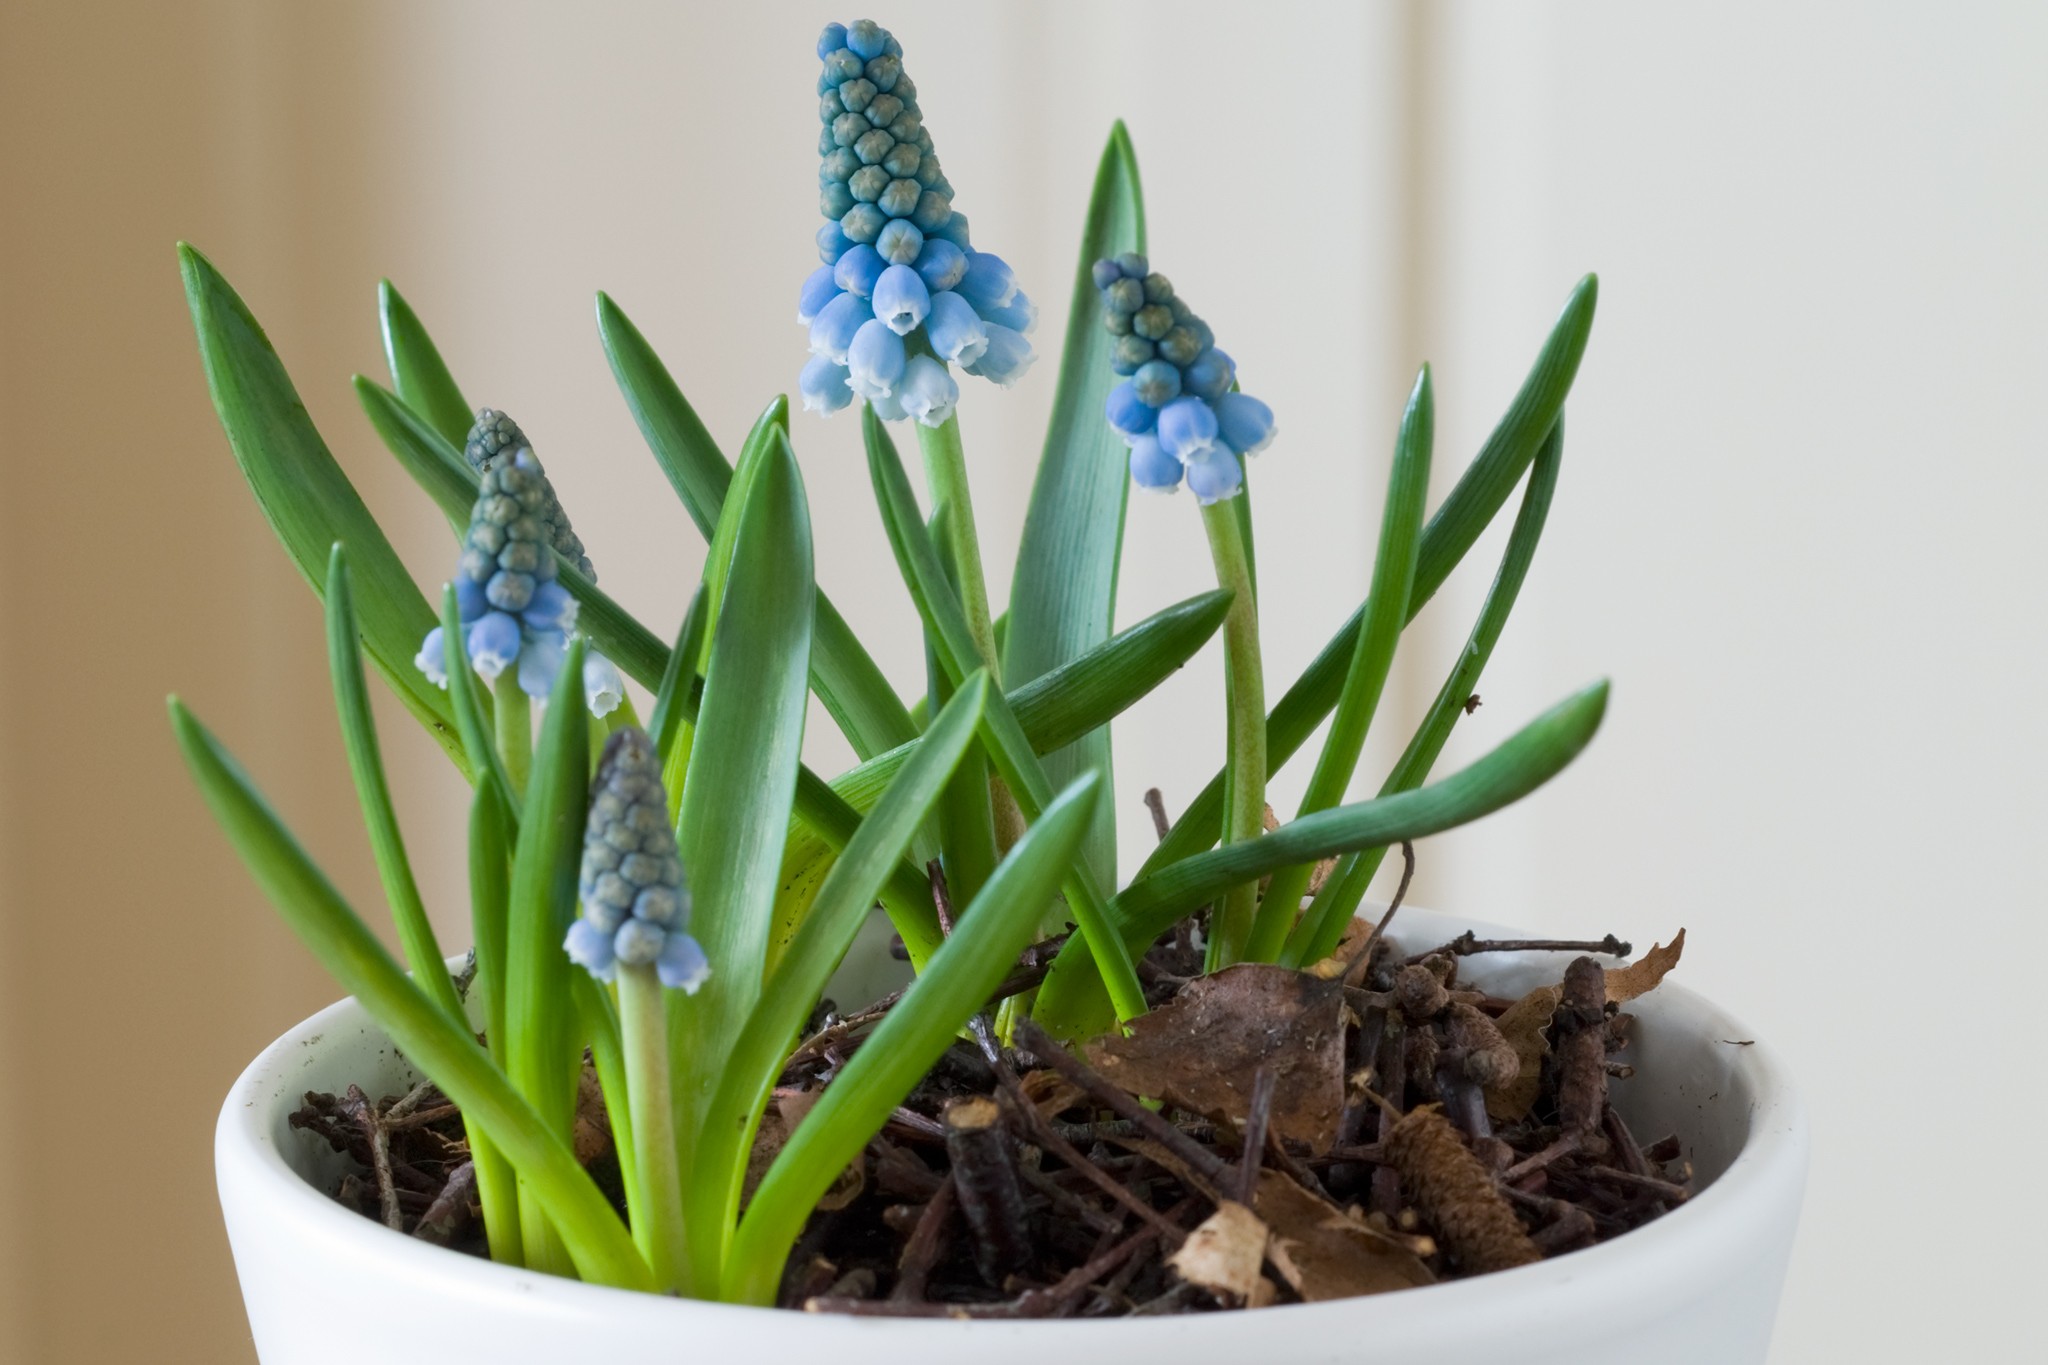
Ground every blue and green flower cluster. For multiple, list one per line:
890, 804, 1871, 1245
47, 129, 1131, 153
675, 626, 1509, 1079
1094, 255, 1275, 503
798, 18, 1034, 425
415, 409, 625, 714
564, 727, 710, 992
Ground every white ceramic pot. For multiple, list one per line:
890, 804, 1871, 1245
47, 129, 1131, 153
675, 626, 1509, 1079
217, 911, 1806, 1364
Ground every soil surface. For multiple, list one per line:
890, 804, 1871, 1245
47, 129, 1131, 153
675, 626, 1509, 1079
292, 850, 1691, 1317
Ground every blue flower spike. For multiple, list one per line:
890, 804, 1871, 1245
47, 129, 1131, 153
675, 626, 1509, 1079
1093, 260, 1275, 503
800, 18, 1032, 426
564, 727, 711, 993
414, 409, 624, 713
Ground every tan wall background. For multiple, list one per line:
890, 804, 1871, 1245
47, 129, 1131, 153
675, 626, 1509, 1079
1, 2, 2041, 1360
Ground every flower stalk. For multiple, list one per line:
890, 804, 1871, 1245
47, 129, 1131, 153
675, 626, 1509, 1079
1199, 498, 1266, 967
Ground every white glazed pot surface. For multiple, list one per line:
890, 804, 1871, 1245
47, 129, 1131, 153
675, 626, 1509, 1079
218, 910, 1806, 1364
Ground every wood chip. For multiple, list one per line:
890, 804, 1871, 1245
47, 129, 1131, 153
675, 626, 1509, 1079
1168, 1200, 1269, 1302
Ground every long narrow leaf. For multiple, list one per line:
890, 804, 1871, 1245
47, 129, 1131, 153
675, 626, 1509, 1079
1244, 367, 1432, 960
596, 293, 916, 760
1037, 680, 1609, 1039
1003, 121, 1147, 890
378, 279, 473, 445
671, 427, 816, 1282
689, 673, 991, 1275
354, 375, 473, 532
325, 547, 460, 1020
179, 244, 465, 771
865, 410, 1146, 1020
1137, 274, 1600, 879
726, 771, 1101, 1305
1282, 422, 1566, 966
169, 699, 648, 1289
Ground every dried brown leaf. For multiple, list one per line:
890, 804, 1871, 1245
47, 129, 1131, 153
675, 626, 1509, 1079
1605, 929, 1685, 1003
1168, 1200, 1269, 1301
1483, 984, 1562, 1122
1307, 916, 1376, 981
1086, 964, 1348, 1153
1255, 1169, 1435, 1300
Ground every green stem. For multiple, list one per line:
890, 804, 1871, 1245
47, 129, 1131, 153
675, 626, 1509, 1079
494, 672, 532, 796
914, 413, 999, 677
1200, 498, 1266, 969
617, 964, 689, 1293
467, 1125, 523, 1266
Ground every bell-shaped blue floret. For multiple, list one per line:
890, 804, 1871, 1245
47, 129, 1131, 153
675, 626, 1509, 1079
809, 290, 871, 363
1156, 395, 1221, 464
1105, 381, 1157, 437
1129, 433, 1183, 492
898, 354, 960, 428
798, 266, 839, 325
800, 353, 856, 414
978, 290, 1037, 336
1183, 446, 1244, 504
833, 243, 886, 298
964, 323, 1034, 388
564, 918, 619, 982
847, 318, 908, 398
656, 933, 711, 993
817, 221, 855, 264
872, 263, 931, 335
466, 611, 521, 682
583, 652, 625, 718
954, 251, 1018, 312
866, 388, 909, 422
517, 629, 567, 700
416, 627, 448, 686
1215, 392, 1276, 457
925, 290, 989, 367
523, 581, 578, 634
914, 238, 967, 292
454, 573, 488, 620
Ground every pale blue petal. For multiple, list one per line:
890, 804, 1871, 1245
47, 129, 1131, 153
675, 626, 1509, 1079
466, 611, 521, 682
1104, 381, 1157, 437
800, 354, 855, 414
962, 323, 1034, 388
1129, 433, 1183, 491
924, 290, 988, 366
846, 318, 907, 399
1156, 396, 1221, 464
872, 263, 931, 336
1184, 446, 1245, 504
416, 627, 448, 686
583, 651, 625, 717
808, 290, 871, 364
833, 243, 886, 298
898, 354, 959, 428
655, 932, 712, 994
564, 918, 618, 982
797, 264, 839, 323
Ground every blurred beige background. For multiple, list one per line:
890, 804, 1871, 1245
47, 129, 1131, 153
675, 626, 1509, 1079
2, 1, 2043, 1360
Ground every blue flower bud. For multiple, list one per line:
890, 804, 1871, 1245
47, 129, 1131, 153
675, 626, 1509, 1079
1128, 433, 1184, 492
818, 23, 848, 56
1215, 392, 1276, 457
924, 290, 989, 366
1114, 251, 1149, 278
817, 221, 854, 264
466, 611, 521, 682
847, 317, 907, 398
1156, 395, 1221, 463
833, 243, 886, 297
875, 217, 923, 265
1105, 381, 1157, 437
569, 728, 708, 990
809, 290, 871, 363
914, 238, 967, 292
978, 289, 1037, 336
872, 263, 931, 335
1182, 348, 1235, 401
930, 211, 971, 247
564, 918, 618, 981
841, 202, 886, 244
1132, 359, 1182, 407
523, 580, 578, 633
846, 18, 887, 60
798, 264, 839, 324
963, 323, 1034, 388
1183, 445, 1245, 504
898, 354, 959, 428
955, 251, 1018, 312
614, 917, 665, 965
800, 353, 856, 414
455, 572, 488, 620
1091, 258, 1123, 291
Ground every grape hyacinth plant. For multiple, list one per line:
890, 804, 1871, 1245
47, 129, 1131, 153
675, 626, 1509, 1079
172, 16, 1606, 1308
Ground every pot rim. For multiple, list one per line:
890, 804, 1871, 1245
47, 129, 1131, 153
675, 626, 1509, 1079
218, 912, 1806, 1339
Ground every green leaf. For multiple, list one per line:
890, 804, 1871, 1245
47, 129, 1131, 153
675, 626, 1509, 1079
766, 587, 1231, 963
1003, 121, 1147, 891
864, 410, 1147, 1020
725, 770, 1102, 1305
178, 244, 465, 771
1037, 680, 1610, 1039
324, 546, 460, 1021
503, 637, 592, 1274
169, 699, 648, 1290
689, 673, 991, 1278
596, 293, 916, 761
353, 375, 473, 533
647, 585, 709, 766
1282, 421, 1566, 967
1137, 274, 1600, 879
671, 427, 816, 1280
1244, 366, 1432, 961
378, 279, 473, 445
